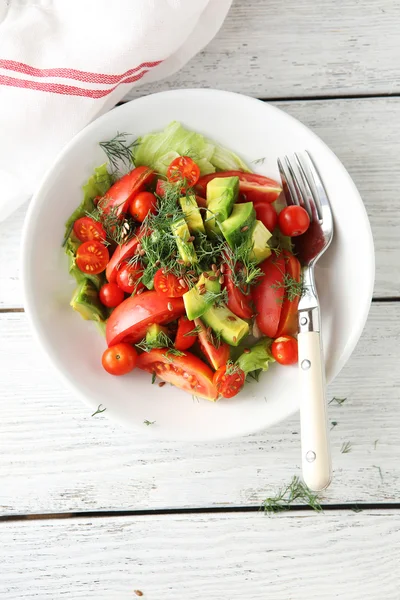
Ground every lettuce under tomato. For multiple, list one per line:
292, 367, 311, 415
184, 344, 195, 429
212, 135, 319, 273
133, 121, 250, 176
236, 338, 275, 374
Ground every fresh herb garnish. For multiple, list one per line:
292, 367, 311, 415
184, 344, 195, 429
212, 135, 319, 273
99, 132, 138, 173
373, 465, 384, 482
246, 369, 262, 382
341, 441, 352, 454
329, 397, 347, 406
143, 419, 156, 426
374, 439, 379, 450
330, 421, 338, 431
252, 157, 266, 165
91, 404, 107, 417
183, 324, 202, 337
151, 372, 156, 385
89, 200, 136, 246
136, 331, 172, 353
262, 476, 323, 514
272, 273, 304, 302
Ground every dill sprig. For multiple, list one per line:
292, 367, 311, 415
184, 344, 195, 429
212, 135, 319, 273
89, 200, 136, 246
99, 132, 138, 173
272, 273, 304, 302
262, 476, 323, 514
223, 241, 263, 293
329, 397, 347, 406
341, 441, 352, 454
183, 324, 202, 337
136, 331, 172, 353
143, 419, 156, 426
91, 404, 107, 417
246, 369, 262, 383
252, 157, 266, 165
373, 465, 384, 482
225, 359, 245, 377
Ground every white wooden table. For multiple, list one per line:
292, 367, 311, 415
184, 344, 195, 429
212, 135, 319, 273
1, 1, 400, 598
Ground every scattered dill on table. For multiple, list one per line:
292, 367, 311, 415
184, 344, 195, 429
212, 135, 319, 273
262, 476, 323, 514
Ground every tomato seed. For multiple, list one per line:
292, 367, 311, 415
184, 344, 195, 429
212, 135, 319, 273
167, 302, 173, 311
203, 272, 209, 278
211, 264, 217, 272
199, 287, 206, 295
136, 288, 143, 295
215, 269, 220, 277
243, 348, 250, 354
241, 225, 249, 232
177, 259, 185, 265
158, 381, 166, 388
134, 591, 143, 597
188, 235, 195, 242
219, 276, 224, 284
227, 316, 236, 322
209, 276, 217, 281
220, 264, 225, 274
232, 336, 237, 343
179, 278, 186, 287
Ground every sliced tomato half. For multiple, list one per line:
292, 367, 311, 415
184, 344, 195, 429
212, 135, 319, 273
106, 230, 146, 283
224, 267, 253, 320
106, 291, 185, 346
76, 240, 109, 275
154, 269, 189, 298
175, 316, 197, 351
101, 166, 154, 216
137, 348, 218, 401
196, 171, 282, 204
275, 250, 301, 337
194, 318, 230, 370
251, 254, 286, 338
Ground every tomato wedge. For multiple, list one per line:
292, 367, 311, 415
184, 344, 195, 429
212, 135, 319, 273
195, 318, 230, 370
251, 254, 286, 337
137, 348, 218, 401
154, 269, 189, 298
73, 217, 106, 242
175, 316, 197, 351
196, 171, 282, 204
224, 267, 253, 320
106, 291, 185, 346
167, 156, 200, 187
213, 365, 246, 399
76, 240, 109, 275
101, 166, 154, 216
106, 231, 146, 283
116, 261, 144, 294
275, 250, 301, 337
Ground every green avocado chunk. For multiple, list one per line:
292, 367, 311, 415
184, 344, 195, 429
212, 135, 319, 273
249, 220, 272, 264
179, 195, 206, 235
236, 338, 275, 374
183, 272, 220, 321
145, 324, 169, 345
171, 217, 198, 265
70, 280, 107, 322
219, 202, 256, 248
202, 304, 249, 347
205, 176, 239, 237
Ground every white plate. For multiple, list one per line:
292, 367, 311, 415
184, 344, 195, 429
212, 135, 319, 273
22, 89, 374, 441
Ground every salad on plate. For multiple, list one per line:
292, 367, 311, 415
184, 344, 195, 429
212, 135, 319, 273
63, 122, 311, 401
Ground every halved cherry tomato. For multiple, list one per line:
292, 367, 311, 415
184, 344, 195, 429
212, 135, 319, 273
251, 254, 286, 337
137, 348, 218, 401
275, 250, 301, 337
99, 283, 125, 308
106, 231, 147, 283
195, 318, 230, 370
253, 202, 278, 233
174, 316, 197, 351
129, 191, 157, 222
154, 269, 189, 298
224, 267, 253, 320
167, 156, 200, 187
73, 217, 106, 242
76, 240, 109, 275
278, 205, 310, 237
101, 166, 154, 216
106, 291, 185, 346
102, 343, 138, 375
213, 365, 246, 398
271, 336, 298, 365
116, 261, 144, 294
196, 171, 282, 204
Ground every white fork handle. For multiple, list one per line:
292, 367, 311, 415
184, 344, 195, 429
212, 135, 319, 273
298, 331, 331, 492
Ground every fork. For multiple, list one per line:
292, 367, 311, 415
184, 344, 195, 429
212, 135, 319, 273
277, 152, 334, 492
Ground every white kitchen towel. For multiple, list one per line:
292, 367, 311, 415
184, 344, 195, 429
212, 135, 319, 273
0, 0, 232, 222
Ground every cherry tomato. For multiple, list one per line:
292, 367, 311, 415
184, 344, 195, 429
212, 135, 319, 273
106, 231, 147, 283
271, 336, 298, 365
175, 316, 197, 351
154, 269, 189, 298
251, 254, 286, 338
213, 365, 246, 399
253, 202, 278, 233
101, 166, 154, 216
102, 343, 138, 375
73, 217, 106, 242
224, 266, 253, 320
99, 283, 125, 308
167, 156, 200, 187
76, 240, 109, 275
137, 348, 217, 401
196, 171, 282, 204
278, 205, 310, 237
195, 318, 230, 370
129, 191, 157, 222
116, 261, 144, 294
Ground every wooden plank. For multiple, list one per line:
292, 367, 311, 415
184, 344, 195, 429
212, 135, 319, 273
1, 97, 398, 308
2, 511, 400, 599
125, 0, 400, 99
1, 302, 399, 515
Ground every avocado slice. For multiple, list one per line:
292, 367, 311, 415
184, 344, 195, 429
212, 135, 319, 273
70, 280, 107, 322
236, 337, 275, 373
202, 304, 249, 346
219, 202, 256, 248
179, 195, 206, 235
146, 323, 169, 345
249, 220, 272, 264
183, 271, 220, 321
171, 217, 198, 265
205, 176, 239, 237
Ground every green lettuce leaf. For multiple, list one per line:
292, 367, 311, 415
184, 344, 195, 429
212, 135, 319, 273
236, 337, 275, 374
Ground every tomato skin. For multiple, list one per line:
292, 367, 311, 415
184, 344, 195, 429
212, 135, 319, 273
195, 318, 230, 370
137, 348, 218, 401
275, 250, 301, 337
101, 166, 154, 216
76, 240, 109, 275
106, 231, 146, 283
154, 269, 189, 298
73, 217, 106, 242
106, 291, 185, 346
102, 343, 138, 375
196, 171, 282, 204
213, 365, 246, 398
129, 191, 157, 222
251, 254, 286, 337
175, 317, 197, 351
278, 205, 310, 237
99, 283, 125, 308
116, 262, 144, 294
167, 156, 200, 187
271, 336, 298, 365
253, 202, 278, 233
224, 267, 253, 320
